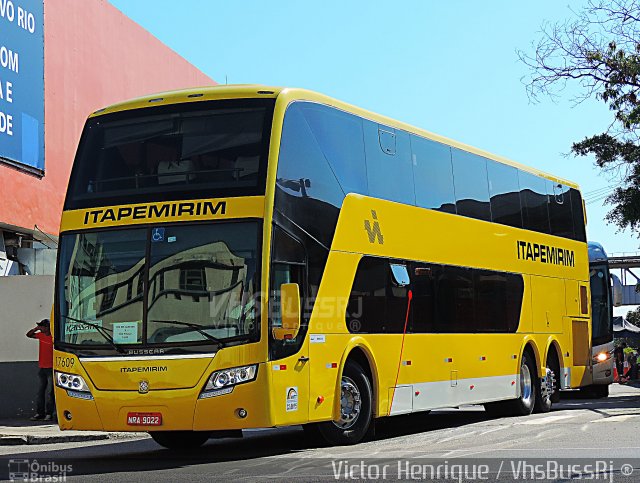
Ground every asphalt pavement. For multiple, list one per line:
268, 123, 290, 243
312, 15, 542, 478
1, 383, 639, 481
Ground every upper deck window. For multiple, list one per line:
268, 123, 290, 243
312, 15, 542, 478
65, 99, 274, 210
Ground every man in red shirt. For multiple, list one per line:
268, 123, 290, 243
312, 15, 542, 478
26, 319, 54, 421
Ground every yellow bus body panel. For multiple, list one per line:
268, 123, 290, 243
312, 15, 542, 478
55, 85, 593, 433
60, 196, 264, 232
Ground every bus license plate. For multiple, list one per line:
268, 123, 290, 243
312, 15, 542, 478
127, 412, 162, 426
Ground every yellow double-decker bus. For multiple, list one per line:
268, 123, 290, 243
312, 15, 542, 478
54, 86, 593, 448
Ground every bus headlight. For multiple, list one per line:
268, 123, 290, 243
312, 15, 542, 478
55, 371, 92, 397
594, 352, 610, 363
200, 364, 258, 398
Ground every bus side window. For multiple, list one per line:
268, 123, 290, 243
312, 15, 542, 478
475, 270, 511, 332
269, 226, 306, 330
346, 257, 408, 334
364, 121, 415, 206
298, 103, 367, 196
547, 180, 574, 239
487, 160, 523, 228
410, 263, 438, 333
519, 171, 550, 234
435, 266, 475, 333
451, 149, 492, 222
411, 135, 456, 214
569, 188, 587, 242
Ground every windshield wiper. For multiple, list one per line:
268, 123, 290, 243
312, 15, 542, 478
61, 315, 126, 354
151, 320, 225, 349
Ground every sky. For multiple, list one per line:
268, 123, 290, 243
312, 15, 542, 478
110, 0, 637, 257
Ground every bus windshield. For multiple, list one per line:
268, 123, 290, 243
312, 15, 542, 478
64, 99, 274, 210
590, 262, 613, 346
56, 221, 260, 352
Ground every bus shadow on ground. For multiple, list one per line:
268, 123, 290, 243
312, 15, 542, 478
1, 411, 492, 478
556, 393, 640, 415
5, 392, 640, 479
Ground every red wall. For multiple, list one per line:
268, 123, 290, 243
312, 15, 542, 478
0, 0, 214, 236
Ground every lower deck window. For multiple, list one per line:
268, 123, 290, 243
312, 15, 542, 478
346, 257, 524, 334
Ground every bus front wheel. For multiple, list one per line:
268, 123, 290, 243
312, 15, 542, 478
317, 359, 373, 445
149, 430, 210, 450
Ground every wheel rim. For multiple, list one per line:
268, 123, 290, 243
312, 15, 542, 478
541, 367, 555, 403
520, 362, 533, 406
333, 376, 361, 429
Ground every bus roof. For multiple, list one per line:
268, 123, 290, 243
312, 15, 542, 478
588, 241, 609, 263
89, 85, 580, 190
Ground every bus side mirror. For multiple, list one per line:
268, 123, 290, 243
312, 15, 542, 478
272, 283, 301, 341
611, 274, 623, 307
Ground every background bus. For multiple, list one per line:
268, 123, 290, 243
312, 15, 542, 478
54, 86, 593, 448
582, 242, 622, 397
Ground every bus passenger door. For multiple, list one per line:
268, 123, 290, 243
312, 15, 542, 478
269, 335, 310, 426
268, 230, 310, 426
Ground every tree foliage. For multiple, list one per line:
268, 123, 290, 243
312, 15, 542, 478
519, 0, 640, 234
627, 305, 640, 325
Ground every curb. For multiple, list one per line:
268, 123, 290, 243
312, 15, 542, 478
0, 432, 146, 446
0, 434, 110, 445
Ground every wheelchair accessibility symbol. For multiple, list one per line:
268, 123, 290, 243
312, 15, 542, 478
151, 227, 165, 243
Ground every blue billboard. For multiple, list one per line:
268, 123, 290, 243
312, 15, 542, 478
0, 0, 44, 172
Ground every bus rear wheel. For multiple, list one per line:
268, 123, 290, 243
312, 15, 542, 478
149, 431, 210, 450
484, 351, 536, 417
317, 360, 373, 445
534, 367, 555, 413
535, 352, 560, 413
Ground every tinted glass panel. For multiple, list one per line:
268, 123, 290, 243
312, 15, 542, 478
364, 122, 415, 205
547, 180, 574, 239
570, 188, 587, 242
57, 229, 146, 346
269, 225, 307, 359
146, 223, 260, 344
273, 102, 370, 359
590, 263, 613, 345
350, 258, 523, 334
519, 171, 550, 234
435, 265, 475, 332
275, 103, 344, 249
474, 270, 523, 332
66, 99, 274, 210
298, 103, 367, 195
56, 222, 261, 352
346, 257, 408, 334
451, 149, 491, 221
272, 225, 306, 264
411, 136, 456, 214
487, 161, 522, 228
409, 263, 437, 333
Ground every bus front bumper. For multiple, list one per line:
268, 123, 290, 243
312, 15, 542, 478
55, 368, 272, 432
592, 359, 614, 385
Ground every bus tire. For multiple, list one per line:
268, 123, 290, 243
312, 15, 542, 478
535, 351, 560, 413
317, 359, 373, 446
549, 359, 561, 404
149, 431, 210, 450
484, 351, 536, 417
534, 367, 554, 413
